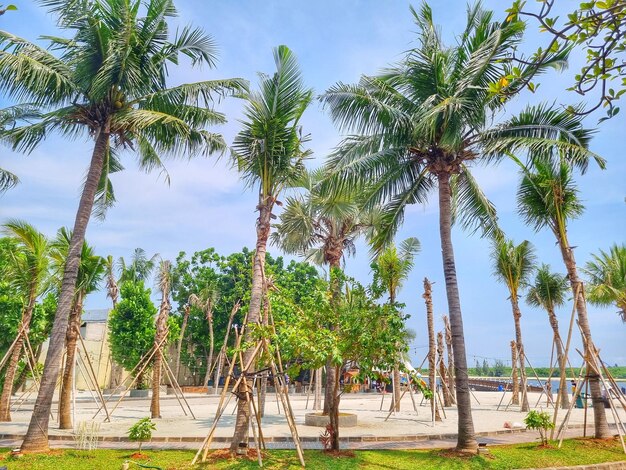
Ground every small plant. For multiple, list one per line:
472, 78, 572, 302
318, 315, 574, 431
524, 410, 554, 446
74, 421, 101, 451
127, 417, 156, 454
319, 423, 335, 451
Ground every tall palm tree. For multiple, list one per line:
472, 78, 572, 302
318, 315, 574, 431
151, 259, 172, 419
50, 228, 104, 429
0, 220, 48, 422
272, 169, 377, 420
229, 45, 312, 453
526, 264, 570, 409
584, 244, 626, 322
518, 158, 610, 438
0, 0, 245, 452
371, 237, 420, 411
491, 238, 536, 412
320, 4, 594, 451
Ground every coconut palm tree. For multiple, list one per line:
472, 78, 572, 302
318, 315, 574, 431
229, 45, 312, 453
526, 264, 570, 409
0, 220, 49, 422
320, 4, 595, 451
371, 237, 420, 411
0, 105, 38, 192
491, 238, 536, 412
0, 0, 245, 452
584, 244, 626, 322
188, 283, 219, 390
118, 248, 159, 285
50, 228, 104, 429
151, 259, 172, 419
518, 158, 610, 438
272, 169, 377, 421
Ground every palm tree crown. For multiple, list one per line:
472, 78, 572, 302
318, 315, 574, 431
584, 244, 626, 322
526, 264, 569, 312
491, 238, 537, 297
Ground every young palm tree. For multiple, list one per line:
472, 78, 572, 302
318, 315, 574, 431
151, 259, 172, 419
320, 4, 594, 451
584, 244, 626, 322
118, 248, 159, 285
229, 45, 312, 453
0, 0, 244, 452
526, 264, 570, 409
491, 238, 536, 412
188, 284, 219, 390
0, 220, 49, 422
518, 158, 610, 438
272, 169, 377, 421
371, 237, 420, 411
50, 228, 104, 429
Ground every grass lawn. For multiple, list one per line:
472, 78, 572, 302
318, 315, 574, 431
0, 438, 624, 469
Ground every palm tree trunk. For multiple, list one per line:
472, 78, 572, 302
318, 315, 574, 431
21, 128, 109, 453
423, 278, 441, 421
511, 340, 519, 405
175, 304, 190, 382
438, 331, 452, 407
392, 366, 401, 412
0, 290, 37, 422
547, 306, 569, 409
323, 253, 342, 416
59, 297, 83, 429
328, 364, 341, 451
556, 235, 610, 438
202, 310, 214, 389
436, 172, 476, 452
511, 297, 529, 411
443, 315, 456, 404
151, 292, 170, 419
230, 199, 272, 453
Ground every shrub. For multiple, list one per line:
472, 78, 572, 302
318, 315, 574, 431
127, 418, 156, 453
524, 410, 554, 445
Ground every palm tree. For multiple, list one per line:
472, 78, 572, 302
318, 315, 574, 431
0, 220, 48, 422
118, 248, 159, 284
320, 4, 594, 451
0, 0, 245, 452
0, 105, 38, 192
272, 169, 377, 420
518, 158, 610, 438
188, 284, 219, 390
50, 228, 104, 429
491, 238, 536, 412
584, 244, 626, 322
151, 259, 172, 419
526, 264, 570, 409
371, 237, 420, 411
229, 45, 312, 453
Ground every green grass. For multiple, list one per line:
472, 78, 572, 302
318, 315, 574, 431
1, 439, 624, 469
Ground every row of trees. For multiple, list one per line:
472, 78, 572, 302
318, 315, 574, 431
0, 0, 623, 455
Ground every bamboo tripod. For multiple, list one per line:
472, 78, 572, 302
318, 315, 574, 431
92, 332, 194, 421
192, 309, 305, 467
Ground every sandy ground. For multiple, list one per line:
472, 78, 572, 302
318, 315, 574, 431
0, 388, 604, 448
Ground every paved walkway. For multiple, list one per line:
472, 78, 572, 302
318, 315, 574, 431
0, 390, 616, 450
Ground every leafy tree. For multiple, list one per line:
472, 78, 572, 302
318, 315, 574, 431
50, 228, 104, 429
229, 45, 312, 453
0, 220, 49, 422
524, 410, 554, 446
280, 272, 404, 450
491, 238, 536, 411
509, 0, 626, 119
584, 244, 626, 322
109, 281, 157, 390
320, 4, 594, 452
127, 417, 156, 454
518, 157, 610, 438
0, 0, 244, 451
526, 264, 570, 409
493, 360, 506, 378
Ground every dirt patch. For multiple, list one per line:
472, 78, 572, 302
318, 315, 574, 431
323, 449, 356, 458
437, 449, 477, 459
206, 448, 267, 463
575, 437, 621, 449
129, 452, 149, 460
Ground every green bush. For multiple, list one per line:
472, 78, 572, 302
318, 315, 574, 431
524, 410, 554, 445
127, 418, 156, 453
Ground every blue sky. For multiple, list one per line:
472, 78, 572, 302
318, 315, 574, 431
1, 1, 624, 367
